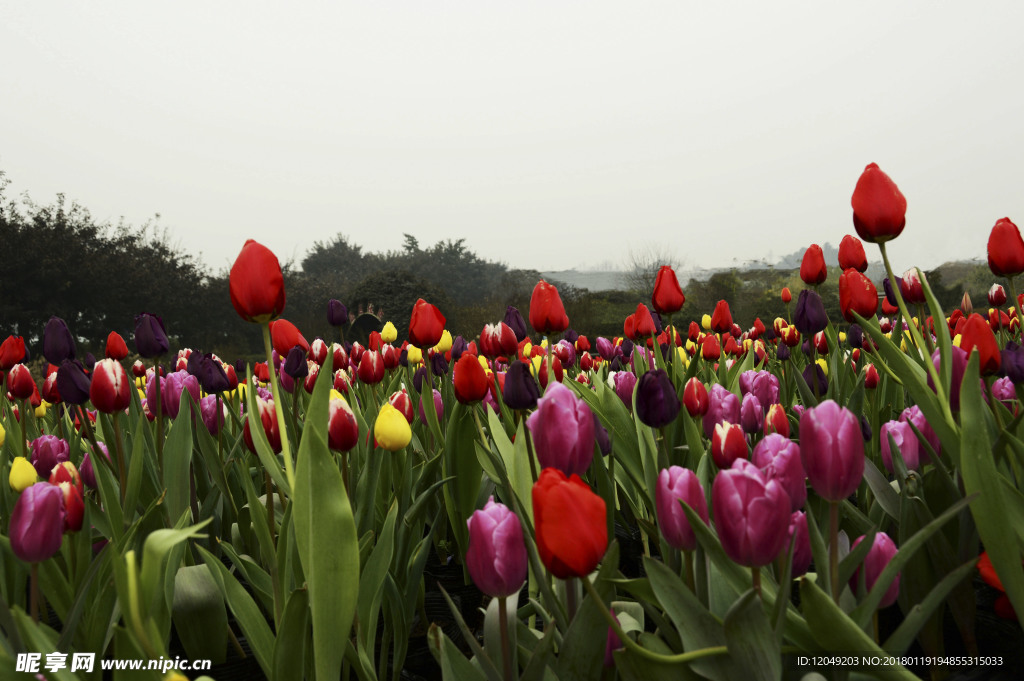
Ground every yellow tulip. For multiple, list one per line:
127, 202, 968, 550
381, 321, 398, 343
35, 401, 49, 418
9, 456, 37, 492
0, 421, 4, 447
406, 345, 423, 364
522, 342, 533, 356
742, 339, 753, 352
477, 355, 490, 371
838, 331, 847, 343
135, 376, 145, 389
953, 334, 962, 347
685, 339, 697, 355
816, 358, 828, 376
701, 314, 712, 331
330, 389, 347, 403
434, 330, 453, 353
374, 403, 411, 451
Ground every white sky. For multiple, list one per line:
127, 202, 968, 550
2, 2, 1022, 277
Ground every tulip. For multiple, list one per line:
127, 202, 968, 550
43, 316, 76, 365
764, 403, 790, 438
851, 163, 907, 243
229, 239, 286, 323
53, 481, 84, 533
604, 609, 624, 668
195, 394, 226, 435
408, 299, 447, 349
465, 497, 528, 598
739, 394, 764, 435
527, 382, 594, 476
270, 318, 310, 356
987, 217, 1024, 278
700, 334, 721, 361
781, 287, 792, 304
418, 388, 445, 425
635, 369, 681, 429
452, 353, 487, 404
712, 422, 748, 469
481, 322, 518, 358
29, 435, 70, 478
682, 377, 709, 417
710, 300, 732, 333
134, 313, 170, 358
704, 384, 740, 439
536, 354, 562, 389
529, 280, 569, 334
800, 244, 827, 285
532, 468, 608, 579
899, 268, 925, 305
6, 364, 35, 400
864, 364, 880, 390
9, 482, 66, 563
327, 396, 360, 451
838, 234, 868, 272
960, 313, 1001, 374
9, 457, 38, 492
752, 434, 806, 511
928, 346, 967, 410
839, 269, 878, 323
1001, 342, 1024, 384
849, 532, 900, 607
799, 400, 864, 502
102, 331, 128, 360
146, 369, 200, 419
655, 466, 708, 551
738, 370, 779, 408
794, 289, 828, 335
503, 306, 529, 342
374, 403, 412, 451
0, 335, 27, 370
355, 350, 384, 385
80, 443, 109, 490
880, 420, 920, 473
243, 396, 282, 454
89, 359, 131, 413
651, 265, 685, 314
712, 460, 791, 568
786, 511, 812, 577
611, 370, 637, 410
553, 339, 576, 368
327, 299, 348, 326
631, 303, 657, 338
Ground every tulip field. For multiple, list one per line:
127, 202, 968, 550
3, 163, 1024, 681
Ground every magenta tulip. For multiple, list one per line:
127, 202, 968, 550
799, 400, 865, 502
527, 382, 594, 477
880, 420, 920, 473
751, 433, 807, 511
465, 497, 528, 598
850, 532, 900, 607
712, 460, 791, 568
655, 466, 709, 551
9, 482, 66, 563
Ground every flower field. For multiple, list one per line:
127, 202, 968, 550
2, 163, 1024, 681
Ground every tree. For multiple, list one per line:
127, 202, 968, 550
621, 244, 682, 295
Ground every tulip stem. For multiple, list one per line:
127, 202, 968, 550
566, 577, 578, 621
154, 362, 164, 474
30, 563, 39, 623
112, 412, 128, 505
917, 303, 935, 356
262, 323, 296, 492
751, 566, 761, 598
830, 500, 840, 605
498, 596, 514, 681
18, 399, 28, 460
519, 412, 539, 484
683, 549, 695, 593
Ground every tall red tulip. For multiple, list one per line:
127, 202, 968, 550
800, 244, 827, 285
710, 300, 732, 333
6, 364, 36, 400
960, 313, 1001, 374
838, 234, 868, 273
987, 218, 1024, 278
105, 332, 129, 360
453, 353, 489, 403
532, 468, 607, 579
229, 239, 286, 323
408, 299, 446, 349
651, 265, 685, 314
270, 319, 310, 356
839, 268, 878, 322
529, 281, 569, 334
89, 359, 131, 413
851, 163, 907, 244
0, 335, 27, 371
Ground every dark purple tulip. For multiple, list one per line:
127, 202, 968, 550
704, 383, 740, 439
860, 415, 872, 442
57, 359, 91, 405
327, 299, 349, 327
83, 352, 97, 370
43, 316, 76, 365
762, 326, 777, 342
799, 400, 864, 502
399, 348, 409, 367
30, 435, 70, 478
80, 442, 110, 489
635, 369, 681, 428
608, 356, 625, 372
564, 328, 579, 345
283, 346, 309, 379
197, 354, 231, 394
740, 394, 764, 434
786, 511, 812, 577
801, 339, 812, 355
651, 311, 664, 335
612, 371, 638, 410
234, 359, 247, 375
503, 306, 528, 342
620, 339, 634, 359
752, 433, 806, 511
503, 361, 539, 410
927, 346, 967, 410
593, 412, 612, 456
595, 337, 617, 361
776, 344, 791, 361
882, 277, 900, 307
450, 336, 468, 362
802, 364, 828, 396
9, 482, 66, 563
413, 366, 427, 392
430, 352, 448, 376
794, 289, 828, 336
134, 313, 169, 358
1001, 341, 1024, 384
848, 324, 864, 349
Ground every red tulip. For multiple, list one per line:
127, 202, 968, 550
764, 403, 790, 437
838, 234, 868, 273
710, 300, 732, 333
989, 284, 1007, 307
632, 304, 657, 337
529, 281, 569, 335
781, 287, 792, 304
839, 268, 878, 322
388, 389, 414, 423
960, 313, 1001, 374
851, 163, 907, 244
865, 364, 879, 390
987, 217, 1024, 278
651, 265, 685, 314
453, 354, 489, 404
700, 334, 721, 361
328, 397, 360, 451
89, 359, 131, 413
229, 239, 286, 323
800, 244, 827, 285
56, 481, 84, 533
0, 335, 27, 371
683, 377, 709, 417
898, 268, 925, 305
269, 318, 309, 356
480, 322, 518, 358
104, 332, 129, 360
712, 421, 748, 469
243, 396, 282, 453
532, 468, 608, 579
356, 350, 385, 385
408, 299, 446, 349
6, 364, 36, 400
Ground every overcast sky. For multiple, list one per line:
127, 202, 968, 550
2, 3, 1022, 278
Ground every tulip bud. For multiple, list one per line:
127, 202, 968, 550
800, 244, 827, 285
851, 163, 907, 244
794, 289, 828, 335
527, 382, 594, 476
635, 369, 681, 429
712, 460, 791, 568
739, 394, 764, 435
502, 361, 539, 410
683, 377, 709, 417
880, 420, 920, 473
781, 287, 792, 304
230, 240, 286, 323
408, 299, 447, 349
899, 268, 925, 305
503, 306, 529, 342
9, 457, 38, 492
710, 300, 732, 333
327, 299, 348, 327
712, 422, 748, 469
704, 384, 740, 439
611, 371, 637, 410
987, 217, 1024, 278
374, 403, 412, 451
655, 466, 708, 551
30, 435, 70, 478
799, 400, 864, 502
529, 280, 570, 334
417, 388, 444, 425
43, 316, 77, 365
532, 468, 607, 579
651, 265, 685, 314
9, 482, 66, 563
134, 313, 170, 358
838, 234, 868, 273
388, 389, 414, 424
243, 396, 282, 454
6, 364, 35, 400
849, 532, 900, 607
466, 497, 528, 598
864, 364, 880, 390
56, 481, 85, 533
989, 284, 1008, 307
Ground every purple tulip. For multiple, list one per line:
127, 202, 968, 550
740, 393, 764, 435
793, 289, 828, 336
802, 364, 828, 396
196, 354, 231, 394
880, 420, 919, 473
928, 346, 967, 411
595, 337, 617, 361
604, 608, 624, 668
990, 376, 1016, 406
799, 400, 865, 502
502, 362, 539, 410
43, 316, 76, 365
898, 405, 937, 463
80, 442, 110, 489
593, 412, 612, 456
1002, 341, 1024, 384
465, 497, 527, 598
882, 277, 900, 306
850, 532, 900, 607
635, 369, 680, 428
611, 371, 638, 410
134, 313, 169, 359
776, 344, 791, 361
146, 369, 201, 419
9, 482, 66, 563
704, 384, 740, 439
712, 460, 791, 568
739, 370, 780, 408
200, 395, 228, 435
655, 466, 709, 551
30, 435, 70, 478
786, 511, 812, 577
417, 389, 444, 425
503, 306, 528, 343
527, 382, 594, 476
56, 359, 91, 405
327, 299, 349, 327
751, 433, 806, 511
847, 324, 864, 349
555, 339, 576, 368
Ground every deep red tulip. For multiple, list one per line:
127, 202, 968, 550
851, 163, 907, 244
865, 364, 879, 390
764, 403, 790, 437
710, 300, 732, 333
480, 322, 518, 358
633, 304, 657, 337
623, 313, 637, 342
532, 468, 608, 579
987, 218, 1024, 278
898, 268, 925, 305
357, 350, 385, 385
105, 332, 129, 360
308, 338, 328, 365
800, 244, 827, 285
89, 359, 131, 413
839, 269, 878, 323
229, 239, 286, 323
960, 313, 1001, 374
0, 335, 28, 371
328, 397, 360, 451
700, 334, 721, 361
381, 344, 401, 369
408, 299, 447, 349
838, 234, 868, 273
243, 396, 281, 453
989, 284, 1007, 307
6, 364, 36, 400
781, 287, 792, 304
388, 389, 414, 423
269, 318, 309, 356
712, 421, 748, 469
453, 354, 489, 404
56, 481, 84, 533
651, 265, 685, 314
529, 281, 569, 335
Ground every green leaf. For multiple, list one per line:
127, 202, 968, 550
862, 458, 900, 520
162, 391, 195, 525
172, 564, 228, 664
960, 352, 1024, 631
357, 501, 397, 648
291, 351, 360, 681
555, 544, 620, 681
428, 623, 488, 681
245, 366, 291, 497
273, 588, 311, 681
442, 402, 484, 556
883, 557, 976, 654
723, 589, 781, 681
